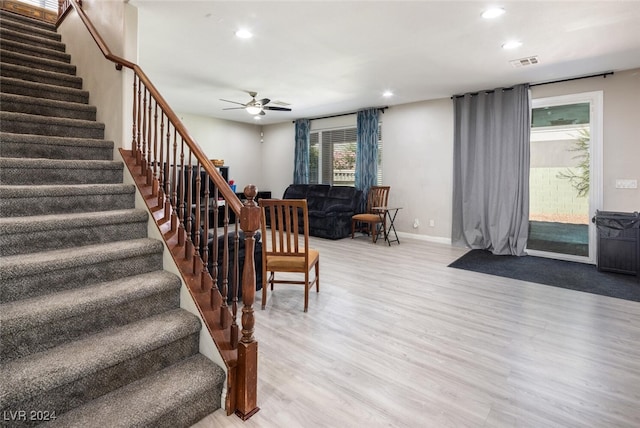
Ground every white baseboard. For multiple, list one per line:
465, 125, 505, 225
397, 231, 452, 245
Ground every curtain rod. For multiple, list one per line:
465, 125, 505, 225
451, 71, 615, 99
293, 106, 387, 123
451, 87, 515, 99
529, 71, 613, 87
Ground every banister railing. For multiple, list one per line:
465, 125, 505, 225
58, 0, 259, 419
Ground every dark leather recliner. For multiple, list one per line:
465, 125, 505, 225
280, 184, 363, 239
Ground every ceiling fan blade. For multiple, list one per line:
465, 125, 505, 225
222, 107, 246, 110
220, 99, 247, 106
258, 98, 271, 106
263, 106, 292, 112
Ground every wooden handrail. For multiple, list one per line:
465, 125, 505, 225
58, 0, 258, 419
61, 0, 242, 215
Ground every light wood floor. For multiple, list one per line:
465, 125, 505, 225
193, 235, 640, 428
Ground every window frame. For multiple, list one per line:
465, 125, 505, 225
309, 123, 382, 186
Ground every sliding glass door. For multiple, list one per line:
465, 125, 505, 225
528, 92, 603, 264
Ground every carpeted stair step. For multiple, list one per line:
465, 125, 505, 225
0, 93, 96, 120
0, 183, 134, 217
1, 112, 103, 140
0, 157, 121, 185
0, 25, 66, 52
0, 11, 59, 41
0, 62, 83, 89
0, 132, 113, 160
0, 37, 71, 63
0, 270, 181, 361
0, 238, 164, 303
0, 49, 75, 74
0, 209, 149, 256
0, 77, 89, 104
42, 354, 225, 428
0, 9, 56, 32
0, 309, 202, 426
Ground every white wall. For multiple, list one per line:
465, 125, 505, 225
381, 99, 454, 242
178, 113, 264, 193
57, 0, 137, 151
261, 121, 295, 198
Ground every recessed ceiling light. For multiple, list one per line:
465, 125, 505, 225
383, 90, 393, 97
253, 116, 261, 120
235, 29, 253, 39
482, 7, 505, 19
502, 40, 522, 50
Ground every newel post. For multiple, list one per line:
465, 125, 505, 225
235, 185, 260, 420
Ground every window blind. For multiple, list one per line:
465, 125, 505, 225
309, 132, 319, 184
321, 128, 357, 185
309, 124, 382, 186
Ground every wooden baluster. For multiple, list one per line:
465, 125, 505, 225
236, 185, 260, 420
150, 100, 158, 191
140, 87, 147, 176
157, 111, 165, 208
170, 130, 179, 232
211, 185, 222, 302
201, 171, 210, 291
230, 218, 239, 349
211, 199, 220, 306
146, 92, 153, 185
184, 154, 194, 261
177, 134, 186, 247
218, 197, 229, 325
164, 123, 172, 223
131, 74, 138, 159
192, 163, 202, 274
135, 76, 142, 165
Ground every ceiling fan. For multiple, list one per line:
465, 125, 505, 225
220, 91, 292, 116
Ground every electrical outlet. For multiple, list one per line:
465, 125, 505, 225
616, 179, 638, 189
413, 218, 420, 228
429, 219, 435, 227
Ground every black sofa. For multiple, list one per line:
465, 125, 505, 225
278, 184, 363, 239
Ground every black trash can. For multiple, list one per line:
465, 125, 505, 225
593, 210, 640, 276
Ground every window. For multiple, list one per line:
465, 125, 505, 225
20, 0, 58, 11
309, 124, 382, 186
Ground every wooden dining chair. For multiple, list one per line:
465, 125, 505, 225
351, 186, 391, 243
260, 199, 320, 312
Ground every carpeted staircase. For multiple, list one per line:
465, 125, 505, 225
0, 10, 225, 427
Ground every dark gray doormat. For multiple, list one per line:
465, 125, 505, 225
449, 250, 640, 302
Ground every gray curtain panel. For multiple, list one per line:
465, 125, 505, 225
293, 119, 310, 184
355, 108, 379, 210
452, 84, 531, 256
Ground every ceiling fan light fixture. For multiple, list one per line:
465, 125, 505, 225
221, 92, 291, 117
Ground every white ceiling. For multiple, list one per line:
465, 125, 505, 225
130, 1, 640, 125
